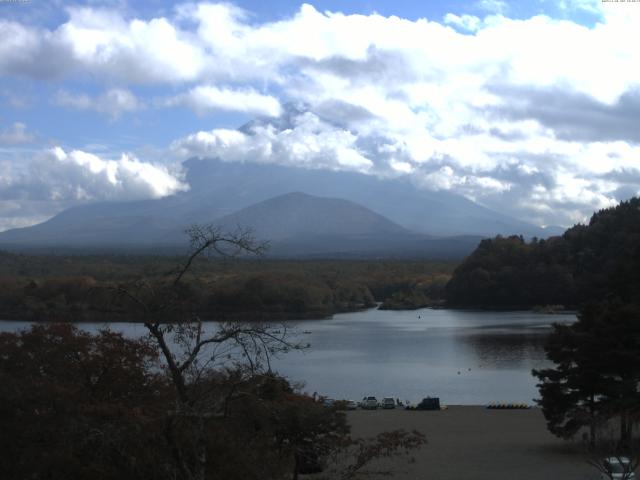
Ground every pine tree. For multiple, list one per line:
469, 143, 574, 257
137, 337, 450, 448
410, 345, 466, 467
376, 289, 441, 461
533, 302, 640, 447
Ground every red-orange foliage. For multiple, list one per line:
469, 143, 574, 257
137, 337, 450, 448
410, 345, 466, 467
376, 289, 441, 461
0, 324, 167, 480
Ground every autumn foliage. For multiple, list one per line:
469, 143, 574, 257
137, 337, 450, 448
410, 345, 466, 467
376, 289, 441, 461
0, 324, 424, 480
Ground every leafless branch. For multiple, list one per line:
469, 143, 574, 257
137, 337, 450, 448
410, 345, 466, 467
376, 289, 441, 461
172, 224, 268, 287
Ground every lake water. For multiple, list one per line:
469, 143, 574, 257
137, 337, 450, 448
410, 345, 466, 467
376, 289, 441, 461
0, 308, 575, 405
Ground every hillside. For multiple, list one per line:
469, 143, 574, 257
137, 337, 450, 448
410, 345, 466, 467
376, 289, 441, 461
445, 197, 640, 308
212, 192, 409, 240
0, 159, 559, 255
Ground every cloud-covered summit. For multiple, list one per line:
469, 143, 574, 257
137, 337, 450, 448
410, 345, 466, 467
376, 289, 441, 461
1, 1, 640, 230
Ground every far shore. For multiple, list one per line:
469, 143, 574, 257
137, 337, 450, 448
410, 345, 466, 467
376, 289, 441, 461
339, 406, 610, 480
0, 304, 579, 324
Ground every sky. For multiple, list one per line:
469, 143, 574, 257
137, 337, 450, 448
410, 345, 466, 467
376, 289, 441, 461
1, 0, 640, 231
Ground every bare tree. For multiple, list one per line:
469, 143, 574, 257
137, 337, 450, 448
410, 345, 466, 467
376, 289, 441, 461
116, 225, 302, 480
114, 224, 427, 480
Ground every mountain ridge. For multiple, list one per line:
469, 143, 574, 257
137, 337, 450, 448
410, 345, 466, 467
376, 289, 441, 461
0, 159, 562, 257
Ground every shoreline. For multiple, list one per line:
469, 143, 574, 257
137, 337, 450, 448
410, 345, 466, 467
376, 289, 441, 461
0, 304, 579, 324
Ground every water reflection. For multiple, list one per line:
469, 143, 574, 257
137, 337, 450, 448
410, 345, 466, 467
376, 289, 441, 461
462, 332, 548, 367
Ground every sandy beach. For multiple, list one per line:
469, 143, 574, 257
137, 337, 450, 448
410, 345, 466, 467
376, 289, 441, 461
344, 406, 601, 480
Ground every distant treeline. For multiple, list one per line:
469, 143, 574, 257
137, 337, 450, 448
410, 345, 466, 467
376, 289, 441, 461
0, 255, 455, 322
445, 197, 640, 308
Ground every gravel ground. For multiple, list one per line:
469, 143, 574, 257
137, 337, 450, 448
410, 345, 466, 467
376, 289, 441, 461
344, 406, 601, 480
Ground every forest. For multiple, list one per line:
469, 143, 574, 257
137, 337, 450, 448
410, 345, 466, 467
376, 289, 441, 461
0, 252, 454, 322
445, 197, 640, 309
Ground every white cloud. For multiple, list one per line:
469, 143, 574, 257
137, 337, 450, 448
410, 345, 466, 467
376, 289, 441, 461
0, 144, 189, 231
444, 13, 482, 32
162, 85, 282, 117
169, 100, 640, 226
0, 8, 204, 83
3, 2, 640, 106
1, 146, 186, 204
44, 147, 186, 200
55, 88, 142, 119
2, 3, 640, 226
170, 109, 373, 172
0, 122, 35, 145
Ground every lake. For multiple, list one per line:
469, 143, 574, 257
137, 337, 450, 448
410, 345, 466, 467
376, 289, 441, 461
0, 308, 575, 405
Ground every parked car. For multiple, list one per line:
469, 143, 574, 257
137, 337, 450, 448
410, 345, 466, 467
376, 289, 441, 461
381, 397, 396, 409
361, 396, 378, 409
322, 398, 335, 407
601, 457, 636, 479
416, 397, 440, 410
346, 400, 358, 410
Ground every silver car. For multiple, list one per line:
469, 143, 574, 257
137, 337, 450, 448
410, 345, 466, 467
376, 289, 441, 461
361, 396, 378, 409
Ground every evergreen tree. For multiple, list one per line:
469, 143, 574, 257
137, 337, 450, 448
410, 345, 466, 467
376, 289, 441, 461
446, 196, 640, 308
533, 302, 640, 447
533, 321, 607, 445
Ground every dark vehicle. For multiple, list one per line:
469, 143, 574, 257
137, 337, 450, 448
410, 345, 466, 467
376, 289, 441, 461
381, 397, 396, 409
416, 397, 440, 410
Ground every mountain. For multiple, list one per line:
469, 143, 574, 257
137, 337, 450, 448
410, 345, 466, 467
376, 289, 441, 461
205, 192, 482, 258
214, 192, 409, 240
179, 159, 561, 238
0, 159, 560, 256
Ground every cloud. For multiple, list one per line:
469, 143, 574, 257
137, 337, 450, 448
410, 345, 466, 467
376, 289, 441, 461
0, 199, 61, 232
3, 2, 640, 106
0, 146, 186, 204
444, 13, 482, 32
0, 122, 35, 145
486, 86, 640, 144
558, 0, 602, 15
3, 2, 640, 227
162, 85, 281, 117
0, 144, 189, 230
54, 88, 143, 119
170, 106, 373, 171
0, 8, 204, 83
169, 104, 518, 195
476, 0, 509, 14
170, 100, 640, 226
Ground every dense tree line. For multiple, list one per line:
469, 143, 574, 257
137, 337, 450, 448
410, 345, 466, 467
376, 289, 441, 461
0, 256, 455, 321
446, 197, 640, 308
